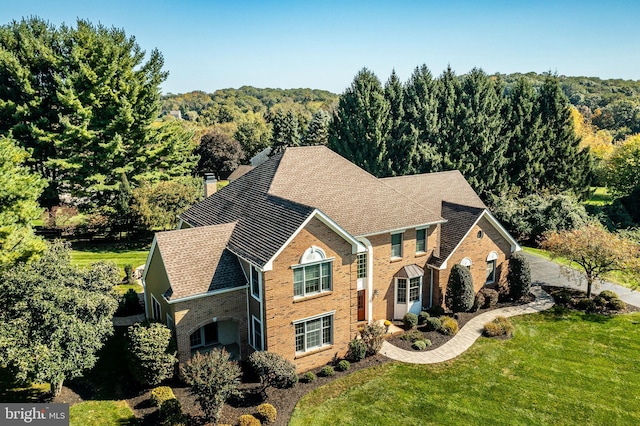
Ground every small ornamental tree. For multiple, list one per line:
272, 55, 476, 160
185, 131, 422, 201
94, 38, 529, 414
507, 252, 532, 300
127, 322, 177, 386
248, 351, 298, 395
542, 225, 639, 298
445, 264, 475, 312
180, 349, 241, 424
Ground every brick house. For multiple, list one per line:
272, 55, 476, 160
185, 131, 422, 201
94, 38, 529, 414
142, 146, 520, 372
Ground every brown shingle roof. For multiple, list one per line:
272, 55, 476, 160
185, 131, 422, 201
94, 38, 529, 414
180, 153, 315, 267
268, 146, 444, 235
228, 165, 254, 181
155, 223, 247, 300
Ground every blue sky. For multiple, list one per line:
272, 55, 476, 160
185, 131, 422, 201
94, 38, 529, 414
2, 1, 639, 94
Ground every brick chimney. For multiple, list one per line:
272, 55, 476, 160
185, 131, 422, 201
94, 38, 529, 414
204, 173, 217, 197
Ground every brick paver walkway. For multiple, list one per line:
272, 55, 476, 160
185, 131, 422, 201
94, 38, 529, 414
379, 286, 555, 364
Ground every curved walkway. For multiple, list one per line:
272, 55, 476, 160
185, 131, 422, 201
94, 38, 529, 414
379, 286, 555, 364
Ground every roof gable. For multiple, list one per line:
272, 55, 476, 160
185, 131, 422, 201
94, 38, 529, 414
155, 223, 247, 300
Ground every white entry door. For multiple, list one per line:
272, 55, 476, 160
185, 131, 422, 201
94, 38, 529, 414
394, 277, 422, 319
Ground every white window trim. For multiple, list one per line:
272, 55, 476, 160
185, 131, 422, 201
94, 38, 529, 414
396, 277, 407, 304
415, 228, 427, 254
251, 315, 263, 351
250, 265, 262, 302
391, 232, 404, 259
486, 259, 497, 285
293, 260, 334, 298
487, 251, 499, 261
293, 311, 335, 354
460, 257, 472, 267
151, 294, 161, 321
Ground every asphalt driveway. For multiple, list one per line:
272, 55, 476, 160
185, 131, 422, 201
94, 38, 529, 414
524, 252, 640, 308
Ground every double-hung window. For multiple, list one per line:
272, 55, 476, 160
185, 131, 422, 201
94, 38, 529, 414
409, 277, 421, 302
416, 228, 427, 253
294, 313, 333, 353
391, 233, 403, 258
357, 253, 367, 279
294, 262, 332, 297
486, 260, 496, 284
251, 265, 261, 300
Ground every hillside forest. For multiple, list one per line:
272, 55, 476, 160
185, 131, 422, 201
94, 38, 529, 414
1, 17, 640, 269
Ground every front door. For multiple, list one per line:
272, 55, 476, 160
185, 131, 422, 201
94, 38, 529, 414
357, 289, 366, 321
394, 277, 422, 319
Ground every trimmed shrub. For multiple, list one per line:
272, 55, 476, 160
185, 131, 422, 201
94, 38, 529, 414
428, 305, 445, 317
180, 349, 241, 424
248, 351, 298, 393
483, 316, 514, 337
256, 403, 277, 425
507, 252, 532, 300
594, 295, 607, 307
438, 316, 459, 336
319, 366, 335, 377
599, 290, 619, 301
446, 264, 475, 312
474, 288, 499, 310
552, 289, 572, 305
128, 322, 177, 386
423, 339, 432, 347
403, 312, 418, 329
238, 414, 261, 426
418, 311, 430, 325
425, 317, 441, 332
336, 360, 351, 372
400, 329, 424, 342
301, 371, 316, 383
412, 340, 427, 350
347, 338, 367, 362
608, 298, 627, 311
124, 263, 135, 284
159, 399, 183, 426
150, 386, 175, 408
360, 322, 386, 355
576, 298, 597, 312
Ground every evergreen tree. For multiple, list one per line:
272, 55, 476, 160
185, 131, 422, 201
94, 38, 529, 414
446, 68, 508, 199
503, 78, 545, 195
384, 70, 417, 175
329, 68, 391, 177
270, 109, 301, 154
303, 109, 331, 146
537, 74, 593, 195
435, 66, 462, 174
404, 65, 441, 173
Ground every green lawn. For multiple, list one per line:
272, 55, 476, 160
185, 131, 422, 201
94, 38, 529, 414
290, 310, 640, 425
584, 186, 613, 206
70, 243, 149, 291
70, 401, 135, 426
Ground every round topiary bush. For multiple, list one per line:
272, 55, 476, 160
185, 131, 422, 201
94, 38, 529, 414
418, 311, 430, 325
336, 360, 351, 372
423, 339, 432, 347
507, 252, 531, 300
446, 264, 475, 312
425, 317, 441, 332
599, 290, 619, 301
319, 366, 335, 377
552, 289, 572, 305
301, 371, 316, 383
256, 403, 277, 424
438, 316, 459, 336
428, 305, 445, 317
412, 340, 427, 350
238, 414, 261, 426
608, 298, 626, 311
403, 312, 418, 329
593, 295, 607, 307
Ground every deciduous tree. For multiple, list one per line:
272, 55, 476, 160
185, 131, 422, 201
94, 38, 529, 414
194, 129, 244, 179
0, 241, 119, 395
127, 322, 177, 386
605, 134, 640, 196
541, 225, 638, 297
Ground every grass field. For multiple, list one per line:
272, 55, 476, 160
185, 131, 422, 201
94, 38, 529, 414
584, 186, 614, 206
290, 310, 640, 425
69, 401, 135, 426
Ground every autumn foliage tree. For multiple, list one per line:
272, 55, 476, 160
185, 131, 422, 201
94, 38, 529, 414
541, 225, 639, 298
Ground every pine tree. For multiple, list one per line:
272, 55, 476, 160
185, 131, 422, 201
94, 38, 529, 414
404, 65, 441, 173
537, 74, 593, 195
270, 109, 301, 154
329, 68, 391, 177
504, 78, 545, 195
435, 66, 462, 174
303, 109, 331, 146
384, 70, 416, 175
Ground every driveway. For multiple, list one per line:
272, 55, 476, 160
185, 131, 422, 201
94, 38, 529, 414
524, 252, 640, 308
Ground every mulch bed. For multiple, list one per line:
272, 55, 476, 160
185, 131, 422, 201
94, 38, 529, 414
541, 285, 639, 314
52, 287, 639, 426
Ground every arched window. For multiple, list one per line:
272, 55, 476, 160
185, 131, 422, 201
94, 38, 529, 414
460, 257, 472, 267
293, 246, 333, 298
